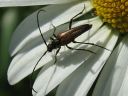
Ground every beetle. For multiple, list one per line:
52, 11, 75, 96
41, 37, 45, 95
31, 5, 108, 94
36, 5, 107, 64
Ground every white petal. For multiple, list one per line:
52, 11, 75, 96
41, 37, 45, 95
8, 44, 53, 85
55, 28, 119, 96
8, 2, 93, 85
32, 20, 118, 96
0, 0, 82, 7
10, 1, 92, 56
92, 35, 128, 96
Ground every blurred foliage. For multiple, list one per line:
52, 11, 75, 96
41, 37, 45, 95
0, 6, 44, 96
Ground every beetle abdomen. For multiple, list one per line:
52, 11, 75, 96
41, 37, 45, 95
57, 24, 92, 45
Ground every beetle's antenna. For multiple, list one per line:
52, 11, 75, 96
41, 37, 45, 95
37, 9, 48, 48
30, 51, 47, 93
30, 9, 48, 93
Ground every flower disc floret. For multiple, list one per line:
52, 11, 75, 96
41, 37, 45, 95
93, 0, 128, 32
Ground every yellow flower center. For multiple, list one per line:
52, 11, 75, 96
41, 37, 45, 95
93, 0, 128, 32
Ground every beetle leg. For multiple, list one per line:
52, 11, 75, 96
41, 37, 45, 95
69, 4, 85, 29
43, 47, 61, 95
51, 23, 57, 38
66, 45, 95, 54
73, 41, 110, 51
54, 47, 61, 64
50, 37, 54, 41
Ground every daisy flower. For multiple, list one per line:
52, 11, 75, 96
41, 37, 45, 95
2, 0, 128, 96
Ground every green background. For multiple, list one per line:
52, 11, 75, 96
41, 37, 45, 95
0, 6, 43, 96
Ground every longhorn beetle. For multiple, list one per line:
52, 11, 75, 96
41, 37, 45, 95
31, 5, 109, 94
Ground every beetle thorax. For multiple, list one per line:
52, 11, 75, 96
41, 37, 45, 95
47, 39, 60, 52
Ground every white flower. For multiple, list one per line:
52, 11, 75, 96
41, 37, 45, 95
2, 0, 128, 96
0, 0, 81, 7
92, 36, 128, 96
